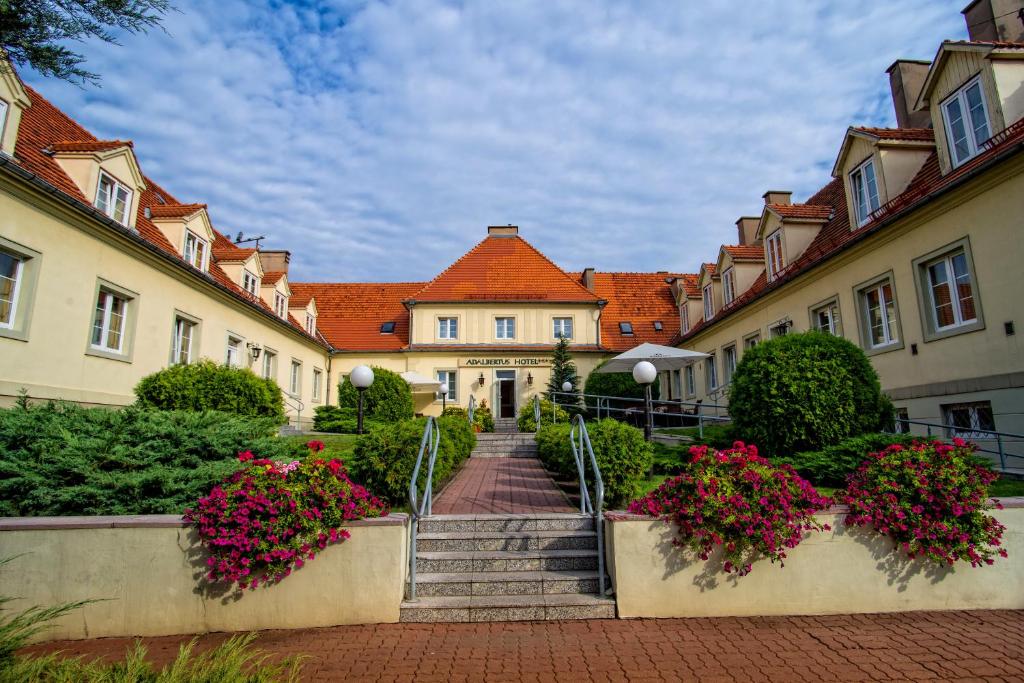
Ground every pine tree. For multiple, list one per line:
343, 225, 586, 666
546, 335, 580, 401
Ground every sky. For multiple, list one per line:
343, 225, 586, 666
23, 0, 969, 283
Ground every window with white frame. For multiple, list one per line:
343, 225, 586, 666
0, 99, 8, 139
766, 231, 784, 281
90, 289, 128, 353
495, 317, 515, 339
438, 317, 458, 340
705, 354, 718, 391
680, 304, 690, 333
183, 231, 208, 270
811, 300, 840, 335
893, 407, 910, 434
744, 333, 760, 350
312, 369, 323, 401
671, 369, 682, 400
723, 345, 737, 384
262, 348, 277, 379
702, 284, 714, 321
925, 249, 977, 332
0, 250, 24, 330
225, 335, 243, 367
942, 76, 990, 167
289, 360, 302, 395
850, 158, 880, 226
436, 369, 457, 402
942, 401, 995, 439
722, 268, 736, 305
553, 317, 573, 339
685, 365, 696, 396
242, 270, 259, 296
860, 279, 899, 348
171, 316, 196, 364
274, 292, 287, 318
305, 314, 316, 336
95, 172, 132, 225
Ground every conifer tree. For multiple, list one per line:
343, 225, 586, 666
546, 335, 580, 401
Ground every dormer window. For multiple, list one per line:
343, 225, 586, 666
722, 267, 736, 305
305, 313, 316, 335
242, 270, 259, 296
380, 321, 396, 334
274, 291, 287, 318
850, 159, 880, 226
0, 99, 8, 145
702, 284, 714, 321
182, 230, 208, 271
942, 76, 990, 168
765, 231, 784, 281
619, 321, 633, 335
680, 304, 690, 333
95, 172, 132, 225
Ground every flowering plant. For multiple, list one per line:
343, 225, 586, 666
628, 442, 831, 576
840, 439, 1006, 567
185, 440, 388, 590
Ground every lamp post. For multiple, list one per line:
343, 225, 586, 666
632, 361, 657, 441
561, 381, 572, 393
439, 382, 449, 412
350, 365, 374, 435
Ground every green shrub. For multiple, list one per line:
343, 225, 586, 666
312, 405, 383, 434
583, 359, 660, 401
0, 402, 294, 516
134, 360, 286, 422
536, 419, 653, 507
728, 331, 891, 456
517, 399, 568, 432
337, 367, 414, 422
349, 416, 475, 504
658, 423, 739, 450
774, 432, 922, 488
474, 403, 496, 432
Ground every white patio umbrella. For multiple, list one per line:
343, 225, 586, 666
399, 371, 443, 392
595, 343, 709, 373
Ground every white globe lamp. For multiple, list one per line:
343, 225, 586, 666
350, 365, 374, 434
439, 382, 449, 411
561, 381, 573, 393
632, 361, 658, 441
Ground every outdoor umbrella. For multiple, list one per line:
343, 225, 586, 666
595, 343, 709, 373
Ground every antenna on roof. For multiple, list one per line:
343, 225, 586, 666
235, 232, 267, 249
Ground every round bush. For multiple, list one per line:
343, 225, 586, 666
337, 367, 414, 422
728, 331, 891, 456
517, 399, 568, 432
134, 360, 285, 422
474, 404, 496, 433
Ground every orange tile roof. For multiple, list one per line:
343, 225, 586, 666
768, 204, 833, 220
591, 272, 683, 351
148, 203, 206, 218
411, 234, 601, 303
676, 273, 700, 298
262, 270, 286, 285
853, 127, 935, 142
211, 233, 256, 262
49, 139, 134, 153
722, 245, 765, 261
290, 282, 424, 351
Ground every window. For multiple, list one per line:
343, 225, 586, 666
553, 317, 573, 339
619, 321, 633, 335
380, 321, 396, 334
769, 321, 791, 338
289, 360, 302, 395
274, 292, 287, 318
312, 369, 323, 401
766, 231, 784, 281
722, 346, 737, 384
811, 299, 840, 335
942, 77, 990, 167
850, 159, 880, 226
438, 317, 458, 340
183, 231, 208, 270
685, 365, 696, 397
680, 304, 690, 333
722, 268, 736, 305
90, 289, 128, 353
705, 354, 718, 392
702, 284, 714, 321
0, 250, 23, 330
743, 333, 760, 350
893, 407, 910, 434
262, 348, 277, 379
225, 335, 243, 367
860, 278, 899, 349
0, 98, 8, 141
942, 401, 995, 439
242, 270, 259, 296
653, 320, 663, 331
436, 369, 457, 402
926, 250, 976, 331
671, 369, 682, 400
305, 314, 316, 336
95, 172, 132, 225
171, 316, 196, 364
495, 317, 515, 339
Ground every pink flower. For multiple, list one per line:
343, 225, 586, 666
238, 451, 254, 463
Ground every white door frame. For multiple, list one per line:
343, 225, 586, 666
494, 369, 517, 418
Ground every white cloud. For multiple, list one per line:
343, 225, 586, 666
25, 0, 967, 281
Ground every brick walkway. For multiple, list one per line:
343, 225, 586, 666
23, 610, 1024, 681
432, 457, 574, 514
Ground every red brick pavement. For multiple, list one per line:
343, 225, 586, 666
432, 457, 575, 514
23, 611, 1024, 682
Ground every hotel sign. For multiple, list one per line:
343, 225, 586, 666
459, 357, 551, 368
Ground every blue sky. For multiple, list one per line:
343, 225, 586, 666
23, 1, 968, 282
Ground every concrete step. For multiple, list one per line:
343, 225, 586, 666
418, 514, 593, 533
399, 593, 616, 622
470, 445, 538, 452
417, 530, 596, 553
415, 549, 598, 573
412, 569, 600, 597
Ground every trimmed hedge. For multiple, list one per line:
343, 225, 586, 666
312, 405, 384, 434
337, 367, 413, 422
134, 360, 285, 422
0, 402, 299, 516
536, 419, 652, 507
349, 415, 475, 504
728, 332, 892, 456
774, 432, 922, 488
517, 399, 568, 432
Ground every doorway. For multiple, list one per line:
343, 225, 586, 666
496, 370, 516, 418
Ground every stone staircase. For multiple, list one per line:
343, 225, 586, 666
471, 433, 539, 458
400, 513, 615, 622
494, 417, 518, 433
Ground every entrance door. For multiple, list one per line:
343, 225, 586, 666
496, 370, 516, 418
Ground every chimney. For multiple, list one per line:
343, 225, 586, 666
487, 225, 519, 237
962, 0, 1024, 42
762, 190, 792, 206
582, 267, 596, 292
886, 60, 932, 129
259, 250, 291, 275
735, 216, 761, 246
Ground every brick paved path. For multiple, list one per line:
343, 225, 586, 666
432, 457, 574, 514
24, 610, 1024, 681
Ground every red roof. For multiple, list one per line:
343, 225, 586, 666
676, 273, 700, 298
411, 234, 601, 303
290, 282, 424, 351
262, 271, 286, 286
148, 203, 206, 218
49, 139, 134, 153
853, 127, 935, 142
591, 272, 683, 351
722, 245, 765, 261
768, 204, 833, 220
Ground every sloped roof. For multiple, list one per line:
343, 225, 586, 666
49, 139, 135, 153
591, 272, 683, 351
852, 127, 935, 142
262, 271, 286, 286
148, 203, 207, 219
411, 234, 601, 303
677, 273, 701, 298
722, 245, 765, 262
767, 204, 833, 220
290, 282, 424, 351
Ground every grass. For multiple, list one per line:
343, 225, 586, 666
990, 478, 1024, 497
280, 434, 359, 465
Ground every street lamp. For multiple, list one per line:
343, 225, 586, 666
632, 361, 657, 441
439, 382, 449, 412
350, 365, 374, 434
561, 381, 573, 393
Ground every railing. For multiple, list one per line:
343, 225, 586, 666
467, 394, 476, 425
550, 391, 730, 437
284, 396, 305, 430
884, 418, 1024, 473
533, 394, 541, 432
406, 416, 441, 601
569, 415, 607, 596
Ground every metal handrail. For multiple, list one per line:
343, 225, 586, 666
885, 418, 1024, 472
467, 394, 476, 425
550, 391, 731, 436
569, 415, 607, 596
284, 396, 305, 429
406, 416, 441, 601
533, 394, 541, 432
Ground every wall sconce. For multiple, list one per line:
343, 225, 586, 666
478, 372, 485, 387
527, 372, 533, 385
247, 342, 262, 361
